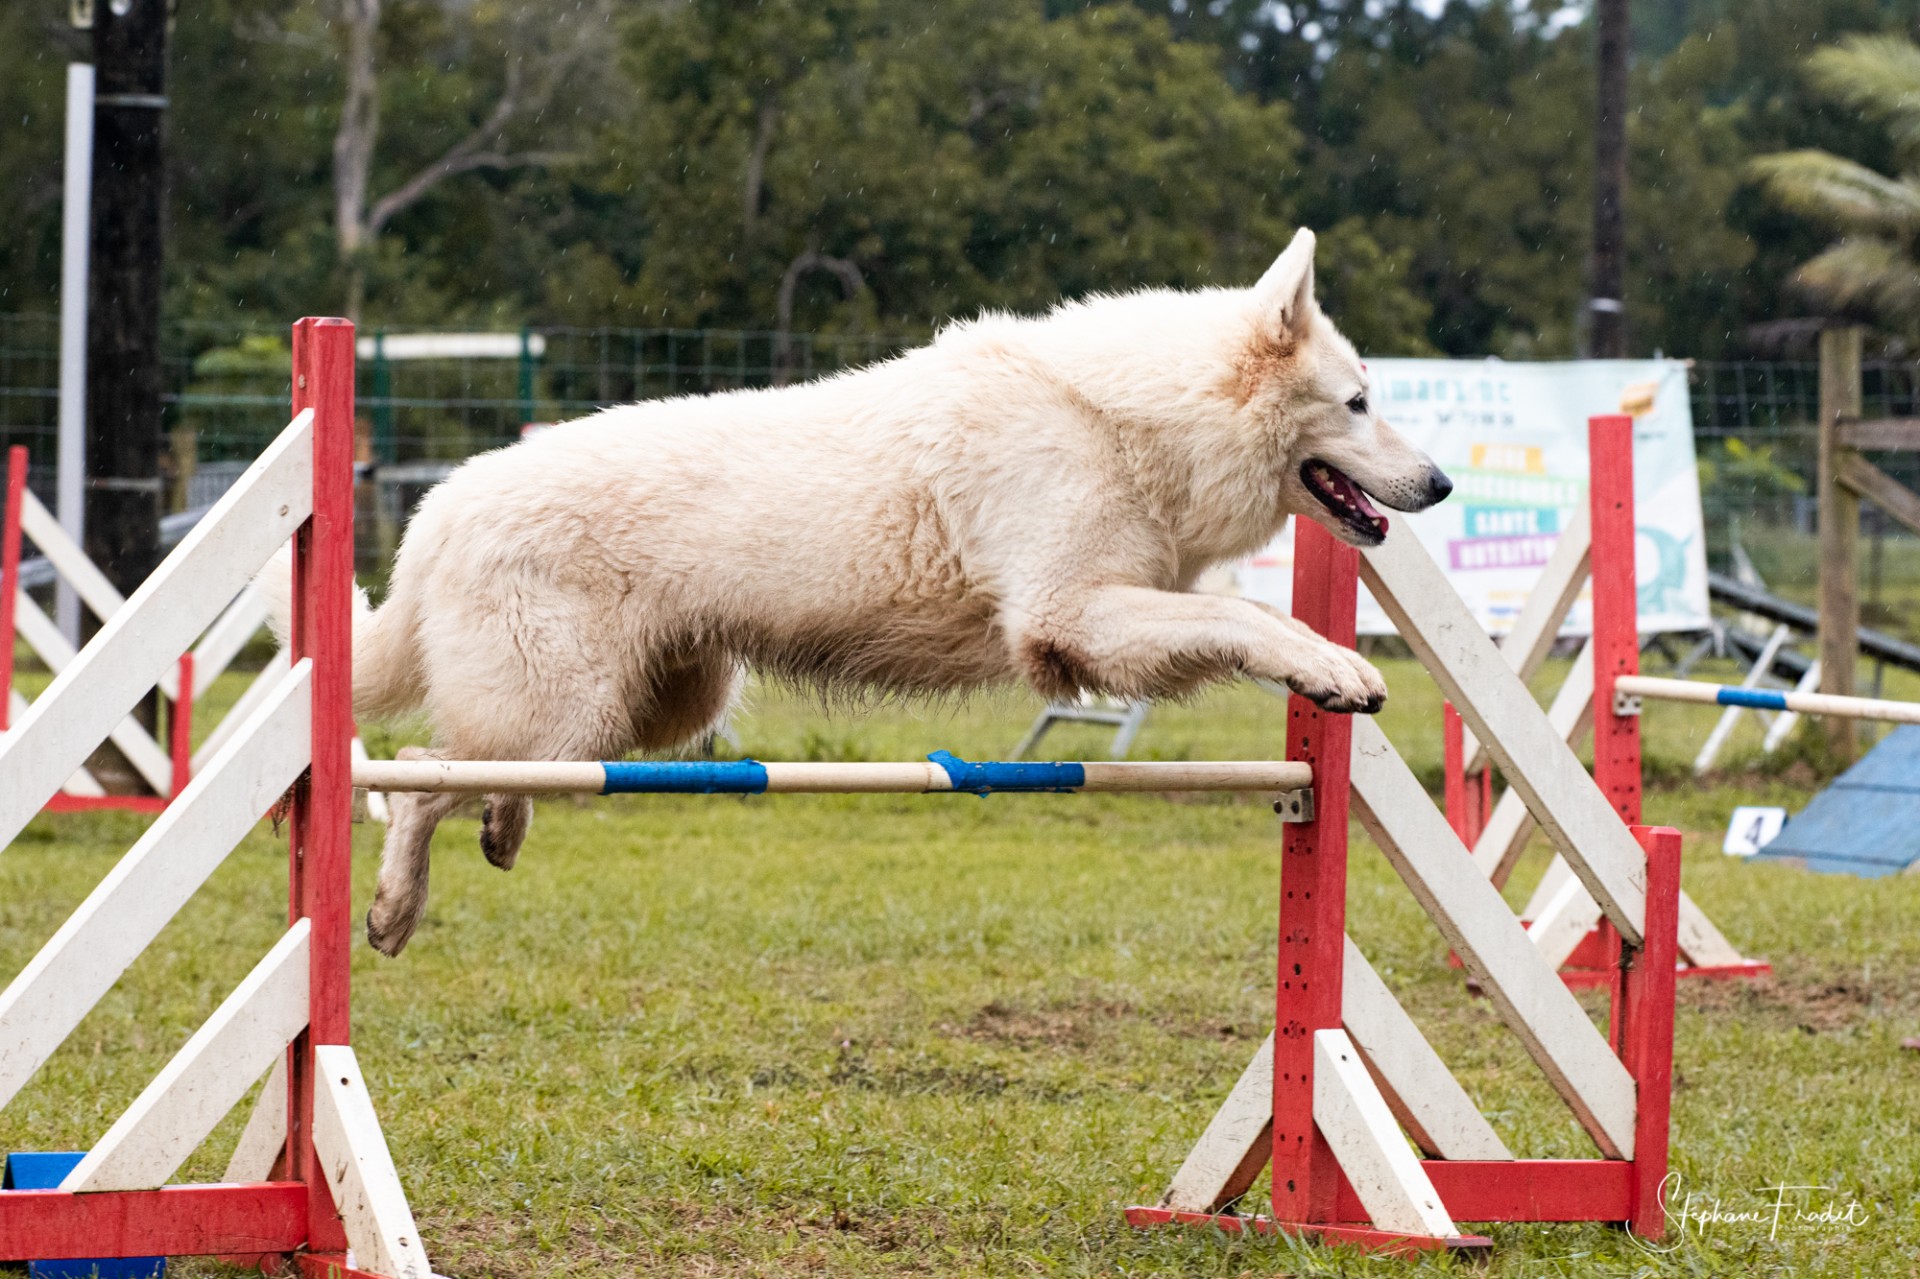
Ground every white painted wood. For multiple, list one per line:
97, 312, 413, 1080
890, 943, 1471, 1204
313, 1045, 433, 1279
1159, 1034, 1274, 1212
56, 62, 92, 647
1618, 674, 1920, 726
1463, 505, 1591, 773
351, 758, 1315, 795
1361, 529, 1647, 944
6, 691, 107, 798
191, 586, 274, 697
62, 922, 310, 1191
1764, 660, 1822, 753
1471, 641, 1595, 884
1349, 716, 1637, 1158
0, 410, 312, 851
13, 588, 176, 793
1524, 873, 1603, 971
1674, 892, 1746, 968
1341, 937, 1513, 1161
1694, 626, 1791, 775
224, 1053, 289, 1183
193, 650, 289, 771
0, 663, 311, 1109
1312, 1029, 1456, 1238
350, 735, 390, 824
1520, 855, 1579, 925
18, 489, 183, 702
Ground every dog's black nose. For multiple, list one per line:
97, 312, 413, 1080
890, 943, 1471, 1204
1426, 467, 1454, 506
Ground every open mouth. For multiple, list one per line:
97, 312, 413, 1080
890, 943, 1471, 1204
1301, 460, 1390, 545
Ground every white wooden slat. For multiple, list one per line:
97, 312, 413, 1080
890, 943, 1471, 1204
18, 489, 182, 702
1520, 855, 1579, 925
313, 1045, 433, 1279
1361, 528, 1647, 944
350, 734, 390, 824
62, 922, 310, 1192
191, 586, 274, 697
0, 409, 312, 850
1674, 893, 1746, 967
1341, 938, 1513, 1161
192, 650, 289, 772
1349, 716, 1637, 1158
7, 691, 107, 797
1471, 641, 1595, 884
1463, 504, 1591, 773
13, 588, 176, 794
1312, 1029, 1456, 1238
1159, 1034, 1274, 1213
224, 1053, 288, 1183
0, 662, 312, 1110
1524, 873, 1602, 971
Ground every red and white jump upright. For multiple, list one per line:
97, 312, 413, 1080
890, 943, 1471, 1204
1130, 497, 1686, 1251
1443, 417, 1769, 986
0, 319, 425, 1279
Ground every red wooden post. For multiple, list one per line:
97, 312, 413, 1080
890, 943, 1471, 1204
1441, 703, 1467, 843
1620, 825, 1680, 1239
1472, 766, 1492, 845
288, 317, 357, 1257
168, 653, 194, 797
1271, 518, 1359, 1226
0, 446, 25, 731
1588, 415, 1641, 826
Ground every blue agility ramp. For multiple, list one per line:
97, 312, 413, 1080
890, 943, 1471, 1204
1754, 725, 1920, 878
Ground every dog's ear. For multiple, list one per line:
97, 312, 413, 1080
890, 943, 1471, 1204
1254, 228, 1317, 340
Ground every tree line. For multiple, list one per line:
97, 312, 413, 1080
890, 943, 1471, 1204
2, 0, 1918, 360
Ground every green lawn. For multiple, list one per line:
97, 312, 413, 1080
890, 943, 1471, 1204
2, 659, 1917, 1277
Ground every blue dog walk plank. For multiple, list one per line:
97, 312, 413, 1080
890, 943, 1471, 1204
2, 1153, 166, 1279
1755, 724, 1920, 878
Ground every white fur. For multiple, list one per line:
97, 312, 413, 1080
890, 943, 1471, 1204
264, 229, 1449, 956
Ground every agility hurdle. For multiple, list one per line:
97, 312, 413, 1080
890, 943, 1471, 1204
1438, 416, 1769, 988
1129, 510, 1684, 1252
0, 319, 426, 1279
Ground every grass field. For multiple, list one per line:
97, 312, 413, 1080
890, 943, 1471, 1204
3, 657, 1918, 1277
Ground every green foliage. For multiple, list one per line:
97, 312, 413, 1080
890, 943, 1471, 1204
11, 0, 1920, 355
1697, 435, 1809, 501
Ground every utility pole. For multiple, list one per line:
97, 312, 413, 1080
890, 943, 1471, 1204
85, 0, 168, 602
1590, 0, 1628, 358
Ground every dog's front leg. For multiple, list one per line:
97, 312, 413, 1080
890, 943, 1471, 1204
1018, 586, 1386, 712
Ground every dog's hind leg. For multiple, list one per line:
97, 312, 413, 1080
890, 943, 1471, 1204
367, 745, 466, 957
479, 796, 532, 870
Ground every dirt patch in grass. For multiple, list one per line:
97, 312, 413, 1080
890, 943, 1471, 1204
1680, 972, 1915, 1034
950, 997, 1260, 1049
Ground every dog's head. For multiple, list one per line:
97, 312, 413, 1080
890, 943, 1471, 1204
1240, 229, 1452, 547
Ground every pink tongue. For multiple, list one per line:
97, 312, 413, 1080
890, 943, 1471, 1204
1330, 470, 1388, 528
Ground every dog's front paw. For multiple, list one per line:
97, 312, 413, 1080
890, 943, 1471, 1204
1285, 647, 1388, 715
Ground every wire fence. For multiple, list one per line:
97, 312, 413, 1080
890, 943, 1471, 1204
8, 313, 1920, 572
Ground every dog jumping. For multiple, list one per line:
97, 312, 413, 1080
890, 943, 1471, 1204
261, 228, 1452, 956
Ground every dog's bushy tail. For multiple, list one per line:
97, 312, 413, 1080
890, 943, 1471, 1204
254, 545, 425, 720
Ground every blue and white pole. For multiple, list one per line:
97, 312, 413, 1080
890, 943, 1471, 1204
1614, 674, 1920, 727
351, 751, 1313, 796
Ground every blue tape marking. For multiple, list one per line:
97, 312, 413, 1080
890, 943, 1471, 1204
599, 760, 770, 794
927, 750, 1085, 795
1715, 687, 1790, 712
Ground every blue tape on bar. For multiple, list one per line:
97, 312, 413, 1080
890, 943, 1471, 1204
1715, 687, 1790, 712
599, 760, 770, 794
927, 750, 1085, 795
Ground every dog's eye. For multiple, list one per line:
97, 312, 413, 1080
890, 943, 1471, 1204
1347, 394, 1368, 415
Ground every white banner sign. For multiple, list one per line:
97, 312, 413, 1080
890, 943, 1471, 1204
1237, 358, 1710, 636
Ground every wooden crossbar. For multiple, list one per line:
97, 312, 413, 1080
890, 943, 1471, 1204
1617, 673, 1920, 726
351, 757, 1312, 795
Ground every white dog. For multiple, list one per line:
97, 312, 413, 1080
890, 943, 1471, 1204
263, 228, 1451, 955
